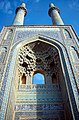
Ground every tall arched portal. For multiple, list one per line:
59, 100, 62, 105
12, 40, 73, 120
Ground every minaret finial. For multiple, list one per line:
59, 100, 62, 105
49, 3, 54, 8
48, 3, 64, 25
13, 2, 27, 25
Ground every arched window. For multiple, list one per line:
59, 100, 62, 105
21, 73, 26, 84
32, 72, 45, 84
52, 73, 58, 84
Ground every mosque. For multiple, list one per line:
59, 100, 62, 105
0, 2, 79, 120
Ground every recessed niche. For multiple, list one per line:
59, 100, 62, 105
21, 73, 26, 84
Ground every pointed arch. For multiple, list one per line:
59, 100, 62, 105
1, 34, 78, 120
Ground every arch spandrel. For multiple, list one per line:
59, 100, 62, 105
12, 34, 64, 51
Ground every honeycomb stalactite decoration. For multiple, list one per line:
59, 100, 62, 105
18, 41, 60, 84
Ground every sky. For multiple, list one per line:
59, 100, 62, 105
0, 0, 79, 36
33, 73, 44, 84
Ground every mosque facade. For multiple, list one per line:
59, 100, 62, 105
0, 2, 79, 120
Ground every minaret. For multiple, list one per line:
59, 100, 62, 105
13, 3, 27, 25
48, 3, 64, 25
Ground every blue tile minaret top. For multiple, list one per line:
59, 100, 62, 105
48, 3, 64, 25
13, 2, 27, 25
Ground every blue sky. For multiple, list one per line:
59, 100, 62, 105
33, 73, 44, 84
0, 0, 79, 36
